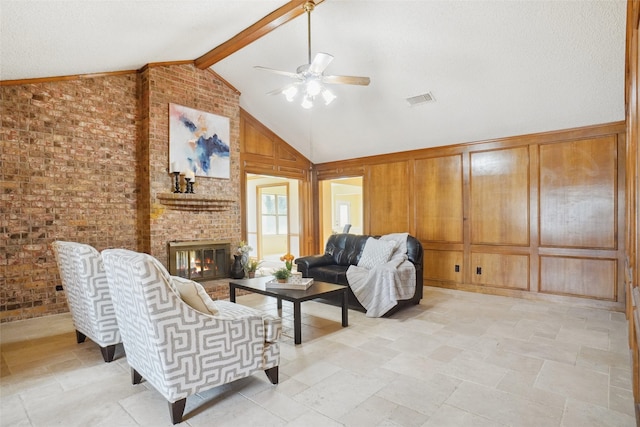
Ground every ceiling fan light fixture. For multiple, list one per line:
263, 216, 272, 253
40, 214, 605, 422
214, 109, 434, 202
283, 85, 298, 102
301, 96, 313, 109
305, 78, 322, 97
322, 88, 336, 105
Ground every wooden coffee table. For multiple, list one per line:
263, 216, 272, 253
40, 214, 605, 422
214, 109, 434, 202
229, 276, 348, 344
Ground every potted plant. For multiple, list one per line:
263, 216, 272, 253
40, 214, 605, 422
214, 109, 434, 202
280, 253, 295, 271
273, 267, 292, 283
244, 258, 262, 278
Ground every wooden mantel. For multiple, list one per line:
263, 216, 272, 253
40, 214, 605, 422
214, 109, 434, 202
157, 193, 236, 211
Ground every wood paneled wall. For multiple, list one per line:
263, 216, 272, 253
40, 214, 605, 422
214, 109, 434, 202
625, 0, 640, 418
316, 121, 626, 311
470, 147, 530, 246
366, 162, 412, 235
415, 155, 464, 243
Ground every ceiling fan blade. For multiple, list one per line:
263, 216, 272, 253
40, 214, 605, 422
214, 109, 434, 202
322, 75, 371, 86
266, 86, 289, 96
266, 83, 298, 96
254, 65, 300, 79
308, 53, 334, 74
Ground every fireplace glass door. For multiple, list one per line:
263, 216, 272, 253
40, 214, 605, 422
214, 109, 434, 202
168, 241, 230, 282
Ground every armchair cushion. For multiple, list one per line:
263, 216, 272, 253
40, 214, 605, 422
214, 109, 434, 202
171, 276, 219, 316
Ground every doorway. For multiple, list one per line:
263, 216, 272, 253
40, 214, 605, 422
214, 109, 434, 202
319, 177, 363, 249
246, 174, 301, 268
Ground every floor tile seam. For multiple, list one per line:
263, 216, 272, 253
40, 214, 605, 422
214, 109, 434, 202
287, 403, 335, 425
549, 354, 621, 379
533, 359, 620, 414
499, 336, 582, 365
436, 401, 513, 427
435, 368, 507, 391
495, 376, 570, 412
0, 369, 58, 393
609, 384, 635, 414
371, 390, 435, 418
564, 395, 637, 426
236, 389, 294, 424
452, 379, 567, 425
114, 397, 140, 426
558, 398, 571, 427
577, 343, 631, 361
334, 397, 402, 426
609, 366, 634, 392
441, 398, 511, 426
15, 391, 36, 427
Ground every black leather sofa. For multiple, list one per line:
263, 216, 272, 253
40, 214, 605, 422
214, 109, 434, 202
295, 233, 423, 316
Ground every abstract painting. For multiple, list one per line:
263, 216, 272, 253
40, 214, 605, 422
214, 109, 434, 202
169, 103, 230, 179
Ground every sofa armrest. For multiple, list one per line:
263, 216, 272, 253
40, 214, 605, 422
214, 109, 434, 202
295, 254, 333, 276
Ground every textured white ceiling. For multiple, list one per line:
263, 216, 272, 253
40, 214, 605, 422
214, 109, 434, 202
0, 1, 288, 78
1, 1, 627, 164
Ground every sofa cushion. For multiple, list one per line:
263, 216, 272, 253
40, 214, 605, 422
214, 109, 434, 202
307, 264, 349, 286
358, 237, 397, 270
326, 234, 369, 266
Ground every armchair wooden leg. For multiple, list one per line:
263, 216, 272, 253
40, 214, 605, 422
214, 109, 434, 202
75, 330, 86, 344
131, 368, 142, 385
169, 398, 187, 425
264, 366, 279, 384
100, 344, 117, 363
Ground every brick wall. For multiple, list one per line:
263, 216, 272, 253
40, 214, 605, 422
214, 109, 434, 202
0, 64, 242, 322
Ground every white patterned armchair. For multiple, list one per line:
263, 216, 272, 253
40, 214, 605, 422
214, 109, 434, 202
101, 248, 281, 425
52, 241, 121, 363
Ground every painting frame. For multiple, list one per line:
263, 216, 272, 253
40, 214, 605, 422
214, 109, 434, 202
169, 103, 231, 180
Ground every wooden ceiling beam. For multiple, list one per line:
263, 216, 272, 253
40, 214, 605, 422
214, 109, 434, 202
194, 0, 323, 69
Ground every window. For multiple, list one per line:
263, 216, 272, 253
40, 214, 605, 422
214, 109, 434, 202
261, 193, 288, 235
336, 201, 351, 228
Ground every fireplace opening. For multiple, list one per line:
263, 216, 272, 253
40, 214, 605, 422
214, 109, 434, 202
168, 240, 230, 282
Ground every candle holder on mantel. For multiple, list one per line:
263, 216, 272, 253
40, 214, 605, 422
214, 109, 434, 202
185, 178, 194, 194
172, 172, 182, 193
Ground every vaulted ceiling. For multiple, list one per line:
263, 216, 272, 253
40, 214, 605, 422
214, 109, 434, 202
1, 0, 627, 163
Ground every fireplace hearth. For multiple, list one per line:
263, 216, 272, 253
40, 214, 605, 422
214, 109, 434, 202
168, 240, 230, 282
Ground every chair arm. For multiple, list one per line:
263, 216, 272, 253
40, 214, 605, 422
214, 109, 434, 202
145, 306, 272, 401
295, 254, 333, 276
214, 300, 281, 343
165, 276, 282, 343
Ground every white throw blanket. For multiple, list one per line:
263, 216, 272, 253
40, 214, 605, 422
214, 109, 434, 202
346, 233, 416, 317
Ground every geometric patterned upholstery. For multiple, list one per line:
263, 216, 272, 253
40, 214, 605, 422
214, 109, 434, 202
101, 248, 280, 424
52, 241, 121, 362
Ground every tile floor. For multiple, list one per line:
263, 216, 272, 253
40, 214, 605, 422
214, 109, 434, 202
0, 286, 636, 426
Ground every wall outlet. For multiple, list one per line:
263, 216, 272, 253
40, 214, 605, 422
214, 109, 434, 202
454, 264, 460, 272
55, 285, 63, 291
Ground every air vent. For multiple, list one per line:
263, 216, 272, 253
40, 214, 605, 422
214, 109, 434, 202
406, 92, 435, 106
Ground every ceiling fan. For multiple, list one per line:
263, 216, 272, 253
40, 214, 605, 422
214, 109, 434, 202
254, 1, 370, 108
